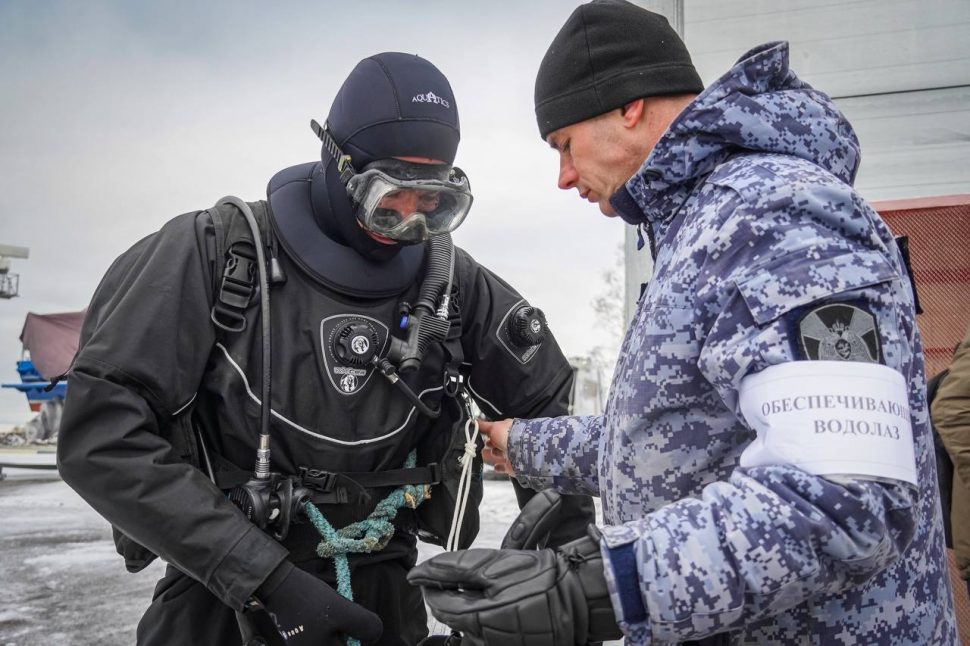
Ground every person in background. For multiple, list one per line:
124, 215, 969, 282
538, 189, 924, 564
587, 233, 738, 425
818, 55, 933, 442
933, 321, 970, 603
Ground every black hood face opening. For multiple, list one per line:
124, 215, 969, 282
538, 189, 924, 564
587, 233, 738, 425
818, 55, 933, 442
267, 161, 428, 298
310, 158, 401, 262
312, 51, 462, 259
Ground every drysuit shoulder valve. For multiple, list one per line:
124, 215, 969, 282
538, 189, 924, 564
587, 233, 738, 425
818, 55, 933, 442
507, 306, 547, 348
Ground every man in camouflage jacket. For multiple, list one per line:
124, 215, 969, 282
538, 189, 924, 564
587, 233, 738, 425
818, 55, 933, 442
409, 2, 959, 644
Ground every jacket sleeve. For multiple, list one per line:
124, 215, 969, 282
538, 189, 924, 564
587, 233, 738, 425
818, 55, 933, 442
598, 237, 920, 640
57, 211, 288, 611
508, 414, 603, 496
933, 323, 970, 488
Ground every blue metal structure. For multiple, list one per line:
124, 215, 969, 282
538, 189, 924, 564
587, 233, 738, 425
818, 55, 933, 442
2, 359, 66, 412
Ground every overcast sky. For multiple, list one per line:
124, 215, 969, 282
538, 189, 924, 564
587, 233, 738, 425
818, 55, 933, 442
0, 1, 626, 424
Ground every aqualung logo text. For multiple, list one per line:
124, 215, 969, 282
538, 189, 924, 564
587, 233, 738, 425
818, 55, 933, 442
412, 91, 450, 108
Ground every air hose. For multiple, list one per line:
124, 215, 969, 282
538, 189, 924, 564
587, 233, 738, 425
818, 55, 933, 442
386, 234, 455, 374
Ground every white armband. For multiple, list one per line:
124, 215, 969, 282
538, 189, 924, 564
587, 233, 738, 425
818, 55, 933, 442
738, 361, 916, 486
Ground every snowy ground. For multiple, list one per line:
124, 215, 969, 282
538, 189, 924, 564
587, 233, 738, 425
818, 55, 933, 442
0, 469, 607, 645
0, 469, 154, 646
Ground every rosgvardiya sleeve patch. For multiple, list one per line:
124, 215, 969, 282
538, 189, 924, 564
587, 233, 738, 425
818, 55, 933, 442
733, 249, 896, 366
794, 301, 883, 364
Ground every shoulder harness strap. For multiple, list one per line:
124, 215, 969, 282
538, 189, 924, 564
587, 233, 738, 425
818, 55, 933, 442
442, 275, 465, 398
209, 201, 273, 333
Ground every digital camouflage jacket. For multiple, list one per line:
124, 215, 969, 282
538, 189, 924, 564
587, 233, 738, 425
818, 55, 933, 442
508, 42, 958, 645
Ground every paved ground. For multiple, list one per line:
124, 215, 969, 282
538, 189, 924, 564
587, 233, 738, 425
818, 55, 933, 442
0, 469, 161, 645
0, 469, 592, 645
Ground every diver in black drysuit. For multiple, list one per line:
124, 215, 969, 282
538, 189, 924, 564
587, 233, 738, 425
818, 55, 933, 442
57, 52, 594, 646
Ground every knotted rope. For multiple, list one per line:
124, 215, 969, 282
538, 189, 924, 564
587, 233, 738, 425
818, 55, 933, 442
303, 449, 429, 646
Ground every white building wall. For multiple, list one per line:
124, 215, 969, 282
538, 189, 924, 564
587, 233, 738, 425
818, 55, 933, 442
624, 0, 970, 321
685, 0, 970, 201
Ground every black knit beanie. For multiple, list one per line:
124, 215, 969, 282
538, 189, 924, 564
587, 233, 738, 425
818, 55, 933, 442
535, 0, 704, 139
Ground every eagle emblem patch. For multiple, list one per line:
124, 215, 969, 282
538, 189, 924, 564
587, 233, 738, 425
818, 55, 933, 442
797, 303, 882, 363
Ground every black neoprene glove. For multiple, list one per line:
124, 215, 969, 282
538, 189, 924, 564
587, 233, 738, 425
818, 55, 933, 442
408, 490, 622, 646
247, 562, 383, 645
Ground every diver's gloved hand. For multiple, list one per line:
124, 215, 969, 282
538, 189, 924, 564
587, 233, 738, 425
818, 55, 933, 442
408, 525, 622, 646
249, 562, 382, 645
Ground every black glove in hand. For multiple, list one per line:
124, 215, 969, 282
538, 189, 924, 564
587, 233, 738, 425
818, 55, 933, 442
251, 562, 383, 645
408, 526, 622, 646
501, 489, 565, 551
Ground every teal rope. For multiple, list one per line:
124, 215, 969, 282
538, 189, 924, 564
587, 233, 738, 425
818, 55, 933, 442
303, 450, 430, 646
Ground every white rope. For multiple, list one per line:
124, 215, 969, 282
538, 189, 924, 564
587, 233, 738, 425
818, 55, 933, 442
445, 413, 478, 552
431, 395, 478, 635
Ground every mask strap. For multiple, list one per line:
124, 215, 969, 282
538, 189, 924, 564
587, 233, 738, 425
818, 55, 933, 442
310, 119, 356, 186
